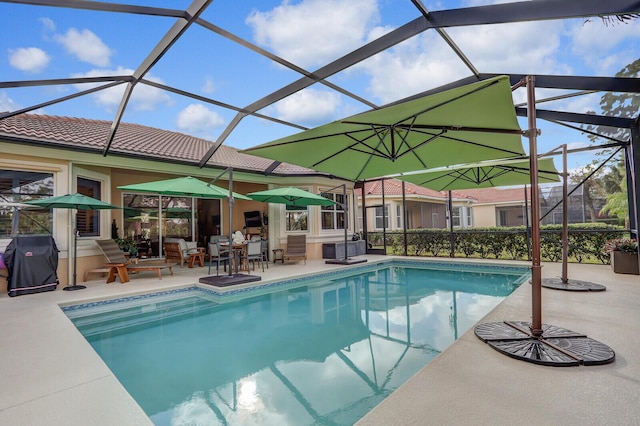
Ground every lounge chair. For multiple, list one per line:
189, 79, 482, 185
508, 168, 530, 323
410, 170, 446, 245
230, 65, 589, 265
283, 234, 307, 264
95, 239, 176, 283
163, 238, 205, 267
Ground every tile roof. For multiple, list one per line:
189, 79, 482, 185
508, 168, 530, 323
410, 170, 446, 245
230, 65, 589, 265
0, 113, 320, 176
455, 186, 531, 204
360, 179, 445, 199
356, 178, 533, 204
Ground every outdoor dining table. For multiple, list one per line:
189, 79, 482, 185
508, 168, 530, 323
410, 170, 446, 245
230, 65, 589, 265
220, 241, 248, 273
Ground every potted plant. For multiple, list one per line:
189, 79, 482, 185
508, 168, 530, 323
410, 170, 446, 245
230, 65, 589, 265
115, 237, 139, 258
604, 237, 639, 275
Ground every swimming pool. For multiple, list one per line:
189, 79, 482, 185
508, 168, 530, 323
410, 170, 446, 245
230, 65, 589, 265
64, 260, 529, 425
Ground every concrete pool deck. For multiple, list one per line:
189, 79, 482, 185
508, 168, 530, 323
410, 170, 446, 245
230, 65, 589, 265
0, 256, 638, 425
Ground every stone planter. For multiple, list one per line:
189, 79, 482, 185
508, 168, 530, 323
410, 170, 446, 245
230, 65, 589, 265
611, 251, 640, 275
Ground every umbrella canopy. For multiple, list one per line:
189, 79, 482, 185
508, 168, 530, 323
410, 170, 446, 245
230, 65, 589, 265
246, 187, 337, 207
242, 76, 525, 181
397, 158, 560, 191
117, 176, 251, 200
22, 193, 119, 210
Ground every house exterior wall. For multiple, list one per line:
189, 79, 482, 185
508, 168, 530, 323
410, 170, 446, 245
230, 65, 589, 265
0, 140, 355, 288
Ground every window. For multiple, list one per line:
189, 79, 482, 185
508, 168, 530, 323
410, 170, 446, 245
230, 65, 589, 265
451, 206, 461, 227
396, 204, 402, 228
0, 169, 54, 238
320, 192, 345, 230
452, 206, 472, 228
77, 177, 101, 237
375, 205, 389, 229
465, 207, 473, 228
285, 205, 308, 231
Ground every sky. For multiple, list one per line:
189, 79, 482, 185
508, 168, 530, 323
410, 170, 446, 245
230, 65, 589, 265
1, 0, 639, 177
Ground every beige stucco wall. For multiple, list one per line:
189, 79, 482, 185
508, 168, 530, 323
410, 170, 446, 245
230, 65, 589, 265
473, 205, 497, 227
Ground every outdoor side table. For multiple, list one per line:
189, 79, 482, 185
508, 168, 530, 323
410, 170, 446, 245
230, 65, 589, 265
188, 252, 205, 268
272, 248, 284, 264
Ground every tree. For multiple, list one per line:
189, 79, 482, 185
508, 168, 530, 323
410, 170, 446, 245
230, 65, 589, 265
600, 177, 629, 227
581, 59, 639, 224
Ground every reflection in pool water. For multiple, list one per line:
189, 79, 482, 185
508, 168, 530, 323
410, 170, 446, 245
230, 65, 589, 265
66, 262, 528, 425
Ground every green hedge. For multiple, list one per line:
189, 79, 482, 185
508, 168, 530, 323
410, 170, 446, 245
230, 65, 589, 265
370, 223, 627, 264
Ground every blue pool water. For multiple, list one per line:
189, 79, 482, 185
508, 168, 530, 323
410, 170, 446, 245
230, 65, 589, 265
64, 261, 529, 425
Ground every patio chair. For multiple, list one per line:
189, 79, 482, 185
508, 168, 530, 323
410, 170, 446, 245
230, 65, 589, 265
243, 240, 265, 272
95, 239, 176, 283
163, 238, 205, 267
208, 240, 230, 276
284, 234, 307, 264
261, 239, 269, 268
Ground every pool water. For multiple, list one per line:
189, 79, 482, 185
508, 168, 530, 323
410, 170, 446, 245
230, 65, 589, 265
65, 261, 528, 425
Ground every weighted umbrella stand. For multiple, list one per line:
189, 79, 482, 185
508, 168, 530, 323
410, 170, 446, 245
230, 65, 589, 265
473, 76, 615, 366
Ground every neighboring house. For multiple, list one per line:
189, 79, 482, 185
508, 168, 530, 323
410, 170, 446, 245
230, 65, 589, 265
456, 186, 532, 228
356, 179, 544, 230
356, 179, 474, 231
0, 114, 357, 287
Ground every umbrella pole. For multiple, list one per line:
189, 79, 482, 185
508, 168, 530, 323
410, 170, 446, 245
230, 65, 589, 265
526, 75, 543, 337
228, 168, 234, 276
343, 183, 348, 261
63, 211, 86, 291
561, 144, 569, 283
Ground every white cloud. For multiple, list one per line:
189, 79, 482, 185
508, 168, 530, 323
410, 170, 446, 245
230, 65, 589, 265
0, 91, 20, 112
39, 17, 56, 32
569, 19, 640, 75
71, 67, 172, 112
360, 31, 468, 104
8, 47, 51, 73
202, 78, 216, 95
55, 28, 113, 67
176, 104, 225, 136
274, 88, 341, 124
246, 0, 380, 69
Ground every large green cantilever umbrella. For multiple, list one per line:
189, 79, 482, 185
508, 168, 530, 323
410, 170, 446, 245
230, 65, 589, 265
246, 187, 337, 207
242, 75, 525, 181
23, 193, 119, 291
397, 158, 559, 191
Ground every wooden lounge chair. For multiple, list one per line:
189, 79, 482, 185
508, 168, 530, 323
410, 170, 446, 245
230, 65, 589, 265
283, 234, 307, 264
95, 239, 176, 283
163, 238, 205, 267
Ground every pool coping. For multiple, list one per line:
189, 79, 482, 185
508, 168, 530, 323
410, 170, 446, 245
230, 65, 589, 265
62, 258, 531, 311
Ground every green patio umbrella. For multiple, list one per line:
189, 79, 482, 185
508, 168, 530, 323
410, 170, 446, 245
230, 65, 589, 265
117, 176, 251, 200
242, 75, 525, 181
397, 158, 559, 191
246, 187, 337, 207
118, 175, 251, 277
23, 193, 119, 291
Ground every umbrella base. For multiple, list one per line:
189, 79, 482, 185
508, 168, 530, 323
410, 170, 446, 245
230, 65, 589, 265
63, 285, 87, 291
199, 274, 261, 288
325, 258, 367, 265
475, 321, 615, 367
540, 277, 606, 292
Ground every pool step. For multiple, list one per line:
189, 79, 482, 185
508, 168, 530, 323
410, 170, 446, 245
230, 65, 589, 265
70, 296, 217, 337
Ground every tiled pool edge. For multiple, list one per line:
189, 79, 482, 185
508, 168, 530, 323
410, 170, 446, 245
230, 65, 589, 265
62, 258, 530, 312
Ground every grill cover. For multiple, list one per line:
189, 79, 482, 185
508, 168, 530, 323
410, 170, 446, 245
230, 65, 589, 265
4, 235, 59, 297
